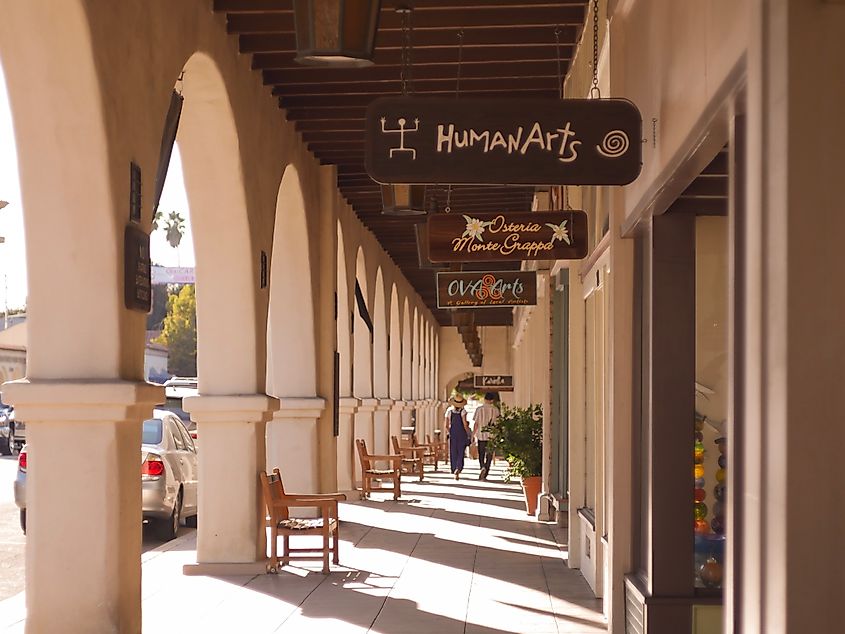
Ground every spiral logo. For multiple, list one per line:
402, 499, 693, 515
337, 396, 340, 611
596, 130, 630, 158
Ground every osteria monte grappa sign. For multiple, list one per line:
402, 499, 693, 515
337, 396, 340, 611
436, 271, 538, 309
427, 211, 588, 263
365, 97, 642, 186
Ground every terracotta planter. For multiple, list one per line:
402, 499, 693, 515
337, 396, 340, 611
521, 475, 542, 515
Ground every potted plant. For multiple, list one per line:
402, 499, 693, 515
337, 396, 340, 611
487, 403, 543, 515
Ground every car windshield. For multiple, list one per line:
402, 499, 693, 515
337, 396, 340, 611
142, 419, 163, 445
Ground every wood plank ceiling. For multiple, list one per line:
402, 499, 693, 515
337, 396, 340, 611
213, 0, 589, 326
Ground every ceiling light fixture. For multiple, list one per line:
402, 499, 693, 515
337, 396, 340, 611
293, 0, 381, 68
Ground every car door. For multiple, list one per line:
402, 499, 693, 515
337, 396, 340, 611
172, 416, 198, 514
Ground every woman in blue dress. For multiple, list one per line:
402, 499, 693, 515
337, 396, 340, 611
444, 394, 471, 479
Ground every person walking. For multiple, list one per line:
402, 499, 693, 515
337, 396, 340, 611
472, 392, 500, 480
445, 394, 471, 479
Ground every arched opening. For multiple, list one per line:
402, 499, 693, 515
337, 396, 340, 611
401, 297, 412, 402
352, 247, 373, 452
266, 164, 316, 399
389, 285, 402, 401
412, 307, 420, 402
372, 267, 389, 454
337, 222, 351, 397
179, 52, 259, 395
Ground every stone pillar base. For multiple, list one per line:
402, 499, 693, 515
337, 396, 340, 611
336, 397, 359, 493
183, 394, 278, 566
3, 379, 163, 634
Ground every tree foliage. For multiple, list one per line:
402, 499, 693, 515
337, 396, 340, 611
154, 284, 197, 376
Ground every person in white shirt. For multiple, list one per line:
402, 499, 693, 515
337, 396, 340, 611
472, 392, 500, 480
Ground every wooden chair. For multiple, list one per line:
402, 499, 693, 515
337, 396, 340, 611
355, 438, 403, 500
259, 467, 346, 574
391, 435, 425, 480
427, 433, 448, 466
411, 433, 439, 471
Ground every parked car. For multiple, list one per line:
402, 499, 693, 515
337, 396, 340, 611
0, 403, 12, 455
160, 376, 198, 441
14, 409, 199, 538
8, 408, 24, 453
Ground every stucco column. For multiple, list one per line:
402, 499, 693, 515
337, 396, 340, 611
389, 400, 406, 446
535, 270, 554, 521
266, 397, 325, 498
353, 398, 378, 486
374, 398, 393, 456
3, 380, 162, 634
336, 397, 359, 495
183, 394, 278, 575
401, 400, 414, 431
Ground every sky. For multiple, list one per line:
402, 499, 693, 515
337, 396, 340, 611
0, 64, 194, 311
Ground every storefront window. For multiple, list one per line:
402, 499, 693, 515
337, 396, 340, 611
693, 215, 728, 590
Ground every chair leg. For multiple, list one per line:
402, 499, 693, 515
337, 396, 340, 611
282, 535, 290, 566
394, 473, 400, 500
322, 529, 330, 574
270, 528, 278, 572
418, 460, 423, 481
333, 523, 340, 565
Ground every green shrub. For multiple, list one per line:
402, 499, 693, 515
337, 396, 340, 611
487, 404, 543, 482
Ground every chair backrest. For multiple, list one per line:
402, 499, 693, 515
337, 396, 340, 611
391, 435, 402, 453
355, 438, 370, 466
260, 467, 289, 521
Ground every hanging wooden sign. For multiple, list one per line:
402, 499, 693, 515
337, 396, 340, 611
474, 375, 514, 391
427, 211, 588, 263
365, 97, 642, 186
437, 271, 537, 309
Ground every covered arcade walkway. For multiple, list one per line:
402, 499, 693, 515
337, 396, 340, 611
1, 462, 604, 634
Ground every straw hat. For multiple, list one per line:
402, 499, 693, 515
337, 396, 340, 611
449, 394, 467, 407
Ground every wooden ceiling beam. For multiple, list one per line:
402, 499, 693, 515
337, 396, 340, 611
252, 45, 571, 69
227, 6, 584, 34
279, 88, 557, 107
274, 75, 558, 95
218, 1, 581, 11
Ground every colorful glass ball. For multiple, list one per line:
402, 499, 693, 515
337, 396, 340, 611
718, 455, 727, 469
695, 477, 706, 489
694, 519, 710, 534
714, 484, 725, 502
716, 437, 727, 453
694, 464, 705, 480
711, 516, 725, 535
716, 468, 726, 483
694, 502, 708, 520
695, 431, 704, 442
695, 419, 704, 432
694, 488, 707, 503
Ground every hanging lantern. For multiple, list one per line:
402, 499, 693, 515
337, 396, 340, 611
293, 0, 381, 68
381, 183, 427, 216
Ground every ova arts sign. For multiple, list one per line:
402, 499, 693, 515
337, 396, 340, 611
436, 271, 538, 309
365, 97, 642, 185
427, 211, 588, 262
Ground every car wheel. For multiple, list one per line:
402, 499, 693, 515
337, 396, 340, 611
20, 509, 26, 534
0, 436, 11, 456
157, 490, 182, 541
185, 514, 198, 528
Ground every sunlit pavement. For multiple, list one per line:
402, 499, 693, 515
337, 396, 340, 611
0, 461, 606, 633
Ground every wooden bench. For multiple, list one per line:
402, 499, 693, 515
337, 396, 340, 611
403, 432, 439, 471
391, 435, 425, 480
259, 467, 346, 574
355, 438, 403, 500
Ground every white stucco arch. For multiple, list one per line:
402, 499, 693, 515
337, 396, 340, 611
373, 267, 388, 398
265, 163, 316, 398
337, 221, 352, 397
412, 307, 420, 400
401, 297, 412, 401
179, 52, 260, 394
0, 2, 121, 378
389, 284, 402, 400
353, 247, 372, 398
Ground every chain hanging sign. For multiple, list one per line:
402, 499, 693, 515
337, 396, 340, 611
365, 97, 641, 186
428, 210, 588, 262
437, 270, 537, 309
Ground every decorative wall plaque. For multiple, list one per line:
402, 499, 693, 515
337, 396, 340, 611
124, 224, 151, 312
366, 97, 642, 185
427, 211, 588, 263
437, 271, 537, 309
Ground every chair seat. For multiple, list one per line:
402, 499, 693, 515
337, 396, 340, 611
277, 517, 337, 531
365, 468, 396, 476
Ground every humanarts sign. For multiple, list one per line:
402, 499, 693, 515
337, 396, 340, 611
365, 97, 642, 185
427, 211, 588, 262
436, 271, 537, 309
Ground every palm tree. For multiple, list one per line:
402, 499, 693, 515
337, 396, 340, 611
164, 211, 186, 249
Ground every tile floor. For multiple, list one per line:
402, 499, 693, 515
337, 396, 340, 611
0, 460, 607, 633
